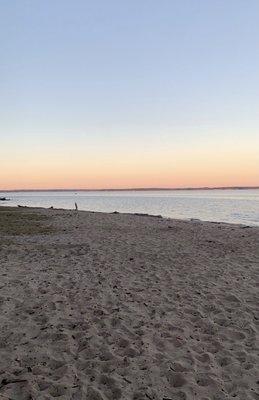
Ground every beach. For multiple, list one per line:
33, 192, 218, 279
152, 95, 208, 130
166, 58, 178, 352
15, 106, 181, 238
0, 206, 258, 400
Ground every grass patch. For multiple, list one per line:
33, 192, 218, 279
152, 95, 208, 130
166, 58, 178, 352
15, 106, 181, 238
0, 208, 54, 235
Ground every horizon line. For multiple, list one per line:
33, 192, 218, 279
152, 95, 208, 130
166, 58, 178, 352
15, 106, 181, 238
1, 185, 259, 192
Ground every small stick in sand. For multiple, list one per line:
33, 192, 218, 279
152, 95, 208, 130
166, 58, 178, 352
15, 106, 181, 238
75, 202, 78, 211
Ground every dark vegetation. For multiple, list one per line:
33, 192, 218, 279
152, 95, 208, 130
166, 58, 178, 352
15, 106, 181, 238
0, 207, 53, 235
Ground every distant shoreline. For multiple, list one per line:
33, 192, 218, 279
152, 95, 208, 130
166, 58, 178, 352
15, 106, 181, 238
1, 186, 259, 192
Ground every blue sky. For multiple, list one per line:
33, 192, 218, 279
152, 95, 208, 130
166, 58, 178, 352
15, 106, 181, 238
1, 0, 259, 188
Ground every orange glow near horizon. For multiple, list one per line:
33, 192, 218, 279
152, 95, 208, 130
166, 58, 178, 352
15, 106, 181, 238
1, 144, 258, 190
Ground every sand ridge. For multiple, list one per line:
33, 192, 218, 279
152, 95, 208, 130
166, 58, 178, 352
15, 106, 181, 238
0, 207, 258, 399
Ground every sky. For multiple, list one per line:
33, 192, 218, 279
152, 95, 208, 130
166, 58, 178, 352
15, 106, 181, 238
1, 0, 259, 190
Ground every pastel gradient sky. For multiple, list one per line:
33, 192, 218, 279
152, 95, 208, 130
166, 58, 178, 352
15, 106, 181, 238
1, 0, 259, 189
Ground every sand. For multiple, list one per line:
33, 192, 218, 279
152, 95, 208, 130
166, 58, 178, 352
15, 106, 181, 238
0, 206, 258, 400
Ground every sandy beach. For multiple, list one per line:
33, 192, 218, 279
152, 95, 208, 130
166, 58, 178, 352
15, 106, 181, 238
0, 206, 258, 400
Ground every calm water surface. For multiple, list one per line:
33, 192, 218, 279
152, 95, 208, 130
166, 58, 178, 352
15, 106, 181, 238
1, 189, 259, 226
